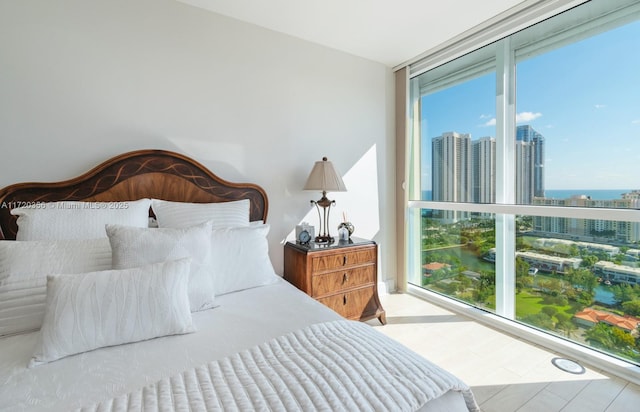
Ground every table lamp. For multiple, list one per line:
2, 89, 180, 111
303, 157, 347, 243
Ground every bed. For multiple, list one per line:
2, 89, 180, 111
0, 149, 479, 412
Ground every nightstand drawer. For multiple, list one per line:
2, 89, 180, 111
311, 266, 375, 297
311, 248, 376, 272
283, 239, 385, 324
317, 286, 378, 320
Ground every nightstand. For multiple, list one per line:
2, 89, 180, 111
284, 238, 386, 324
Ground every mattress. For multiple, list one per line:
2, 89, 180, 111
0, 279, 477, 411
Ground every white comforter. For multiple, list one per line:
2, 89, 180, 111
80, 320, 479, 412
1, 280, 478, 412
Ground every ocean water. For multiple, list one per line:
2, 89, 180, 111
543, 189, 632, 200
421, 189, 633, 201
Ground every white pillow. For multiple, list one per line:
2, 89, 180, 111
106, 221, 215, 312
11, 199, 152, 240
0, 239, 112, 337
151, 199, 250, 229
211, 224, 278, 296
29, 258, 195, 367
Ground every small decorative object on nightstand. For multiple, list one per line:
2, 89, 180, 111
283, 237, 386, 324
295, 222, 314, 245
337, 225, 349, 241
338, 212, 355, 239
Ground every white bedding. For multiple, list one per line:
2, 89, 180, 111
0, 279, 478, 412
81, 320, 478, 412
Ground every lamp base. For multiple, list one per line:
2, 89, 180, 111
314, 235, 334, 244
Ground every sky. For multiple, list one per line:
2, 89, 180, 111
420, 19, 640, 191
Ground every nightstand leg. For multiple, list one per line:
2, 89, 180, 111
378, 312, 387, 325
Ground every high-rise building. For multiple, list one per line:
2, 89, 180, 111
432, 132, 472, 202
516, 125, 545, 199
432, 132, 471, 222
472, 137, 495, 203
532, 195, 640, 243
515, 138, 534, 204
432, 127, 543, 205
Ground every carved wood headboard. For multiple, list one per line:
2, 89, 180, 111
0, 149, 268, 240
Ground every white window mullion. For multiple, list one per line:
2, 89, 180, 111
494, 38, 516, 319
407, 77, 423, 286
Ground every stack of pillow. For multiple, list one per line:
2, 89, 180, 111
0, 198, 278, 367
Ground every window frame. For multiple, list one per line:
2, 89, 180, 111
402, 0, 640, 385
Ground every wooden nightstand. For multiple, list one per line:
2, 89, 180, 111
284, 238, 386, 324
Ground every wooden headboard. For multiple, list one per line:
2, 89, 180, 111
0, 149, 268, 240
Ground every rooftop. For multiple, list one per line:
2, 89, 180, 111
574, 308, 640, 332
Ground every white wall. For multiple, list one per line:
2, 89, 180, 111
0, 0, 396, 288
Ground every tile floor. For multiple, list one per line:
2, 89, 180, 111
365, 292, 640, 412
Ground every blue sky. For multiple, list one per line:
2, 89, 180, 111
420, 19, 640, 190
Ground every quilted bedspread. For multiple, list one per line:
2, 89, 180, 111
80, 320, 480, 412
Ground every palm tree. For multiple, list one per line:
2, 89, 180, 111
555, 316, 578, 338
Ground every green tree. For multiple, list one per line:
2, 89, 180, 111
585, 323, 636, 352
522, 313, 554, 330
515, 257, 530, 278
580, 255, 599, 268
479, 271, 495, 287
611, 284, 640, 304
552, 295, 569, 306
516, 275, 533, 293
442, 280, 459, 295
567, 267, 597, 294
541, 306, 558, 318
569, 245, 580, 257
555, 313, 577, 338
554, 312, 571, 324
622, 300, 640, 317
538, 278, 564, 296
611, 328, 636, 350
585, 323, 615, 349
576, 290, 594, 306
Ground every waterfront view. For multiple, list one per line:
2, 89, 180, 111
418, 212, 640, 365
409, 9, 640, 368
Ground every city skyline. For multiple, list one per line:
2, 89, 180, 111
431, 126, 543, 204
419, 19, 640, 191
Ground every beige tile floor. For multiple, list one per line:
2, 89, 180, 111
365, 292, 640, 412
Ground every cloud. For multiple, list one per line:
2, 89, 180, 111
479, 114, 493, 120
516, 112, 542, 123
479, 111, 542, 127
632, 119, 640, 125
594, 104, 606, 109
482, 118, 496, 127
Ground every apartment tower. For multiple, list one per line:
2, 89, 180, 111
516, 125, 545, 199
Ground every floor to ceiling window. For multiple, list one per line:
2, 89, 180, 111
407, 0, 640, 370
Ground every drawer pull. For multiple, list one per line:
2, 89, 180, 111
342, 273, 349, 283
343, 256, 348, 266
343, 295, 347, 305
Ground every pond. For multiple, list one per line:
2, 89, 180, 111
593, 285, 616, 305
428, 245, 617, 305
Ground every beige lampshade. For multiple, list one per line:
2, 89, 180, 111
303, 157, 347, 192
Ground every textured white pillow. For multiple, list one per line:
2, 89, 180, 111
151, 199, 250, 229
11, 199, 152, 240
211, 224, 278, 296
106, 222, 215, 312
0, 239, 112, 337
29, 258, 195, 367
